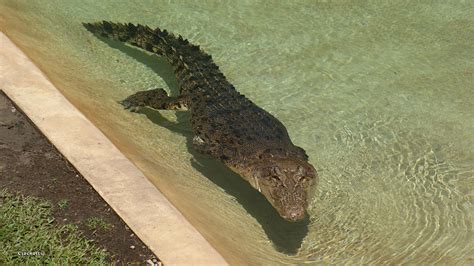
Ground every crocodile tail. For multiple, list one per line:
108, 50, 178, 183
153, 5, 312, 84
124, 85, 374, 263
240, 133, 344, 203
83, 21, 223, 90
83, 21, 192, 56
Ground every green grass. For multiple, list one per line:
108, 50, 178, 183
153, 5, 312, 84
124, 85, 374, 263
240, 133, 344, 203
84, 217, 113, 231
0, 189, 109, 264
57, 199, 69, 210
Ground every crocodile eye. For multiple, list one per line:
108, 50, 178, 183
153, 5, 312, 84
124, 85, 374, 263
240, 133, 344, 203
269, 175, 281, 183
296, 166, 305, 176
298, 175, 309, 183
272, 166, 282, 176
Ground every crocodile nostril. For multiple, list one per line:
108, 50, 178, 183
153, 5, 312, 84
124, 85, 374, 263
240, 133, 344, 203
290, 212, 298, 219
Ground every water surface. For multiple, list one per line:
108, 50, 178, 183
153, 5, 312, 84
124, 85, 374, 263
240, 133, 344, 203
1, 0, 473, 264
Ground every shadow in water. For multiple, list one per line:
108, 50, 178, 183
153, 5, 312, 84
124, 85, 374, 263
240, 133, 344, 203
96, 37, 179, 95
91, 36, 309, 254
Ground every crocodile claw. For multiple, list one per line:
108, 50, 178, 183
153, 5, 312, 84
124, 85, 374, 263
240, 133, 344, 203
119, 100, 141, 112
120, 99, 131, 108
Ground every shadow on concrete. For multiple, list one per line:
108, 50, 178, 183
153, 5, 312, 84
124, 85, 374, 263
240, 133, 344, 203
88, 35, 309, 254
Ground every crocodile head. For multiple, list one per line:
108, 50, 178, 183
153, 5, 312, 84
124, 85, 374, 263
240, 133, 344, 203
240, 158, 318, 222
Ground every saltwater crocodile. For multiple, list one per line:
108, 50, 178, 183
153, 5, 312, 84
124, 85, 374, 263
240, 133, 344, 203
83, 21, 318, 221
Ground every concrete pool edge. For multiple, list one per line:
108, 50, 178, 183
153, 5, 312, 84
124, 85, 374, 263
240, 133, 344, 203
0, 32, 227, 265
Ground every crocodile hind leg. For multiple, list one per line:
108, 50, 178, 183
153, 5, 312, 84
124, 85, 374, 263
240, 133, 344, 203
192, 135, 212, 155
120, 88, 188, 112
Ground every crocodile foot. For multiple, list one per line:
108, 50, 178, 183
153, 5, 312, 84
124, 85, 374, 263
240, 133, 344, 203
120, 88, 169, 112
120, 99, 142, 112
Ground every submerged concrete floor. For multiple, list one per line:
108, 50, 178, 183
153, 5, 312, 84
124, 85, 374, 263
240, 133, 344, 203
0, 32, 227, 265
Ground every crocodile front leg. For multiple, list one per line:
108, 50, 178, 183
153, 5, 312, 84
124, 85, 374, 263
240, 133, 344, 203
120, 88, 188, 112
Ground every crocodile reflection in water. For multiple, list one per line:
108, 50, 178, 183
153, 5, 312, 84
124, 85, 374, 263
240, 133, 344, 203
83, 21, 318, 222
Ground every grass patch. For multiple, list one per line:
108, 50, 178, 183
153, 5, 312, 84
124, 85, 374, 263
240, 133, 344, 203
85, 217, 113, 231
0, 189, 109, 264
57, 199, 69, 210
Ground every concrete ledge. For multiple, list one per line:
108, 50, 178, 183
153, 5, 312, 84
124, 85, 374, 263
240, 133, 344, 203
0, 32, 227, 265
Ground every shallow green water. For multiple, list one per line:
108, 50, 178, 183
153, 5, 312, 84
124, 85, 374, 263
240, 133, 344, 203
1, 0, 473, 264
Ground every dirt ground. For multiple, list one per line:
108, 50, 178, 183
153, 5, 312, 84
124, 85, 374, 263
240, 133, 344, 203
0, 91, 161, 264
